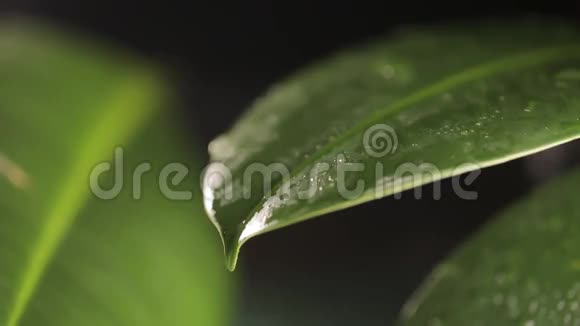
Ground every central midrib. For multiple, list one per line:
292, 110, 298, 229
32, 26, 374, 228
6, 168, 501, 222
5, 74, 160, 326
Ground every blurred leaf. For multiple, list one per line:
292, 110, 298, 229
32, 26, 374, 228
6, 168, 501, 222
202, 20, 580, 270
400, 167, 580, 325
0, 20, 232, 325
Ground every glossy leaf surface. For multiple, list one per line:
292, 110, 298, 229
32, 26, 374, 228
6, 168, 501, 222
401, 167, 580, 325
203, 21, 580, 270
0, 21, 231, 326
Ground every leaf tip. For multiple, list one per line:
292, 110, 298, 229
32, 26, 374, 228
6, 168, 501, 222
222, 230, 241, 272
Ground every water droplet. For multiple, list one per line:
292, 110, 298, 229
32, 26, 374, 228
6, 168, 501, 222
524, 320, 536, 326
378, 64, 396, 79
524, 101, 537, 113
558, 300, 566, 311
525, 320, 535, 326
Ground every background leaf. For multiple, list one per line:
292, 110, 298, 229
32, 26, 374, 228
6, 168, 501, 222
0, 20, 232, 325
203, 21, 580, 270
400, 166, 580, 325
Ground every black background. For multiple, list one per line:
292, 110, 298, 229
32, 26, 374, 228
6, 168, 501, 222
2, 1, 579, 324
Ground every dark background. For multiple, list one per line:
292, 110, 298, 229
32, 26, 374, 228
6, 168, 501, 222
2, 1, 579, 325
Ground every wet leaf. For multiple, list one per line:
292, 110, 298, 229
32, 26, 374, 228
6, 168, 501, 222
401, 166, 580, 325
202, 20, 580, 270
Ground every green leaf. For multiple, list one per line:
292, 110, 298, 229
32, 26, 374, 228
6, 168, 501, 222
202, 20, 580, 270
0, 20, 232, 325
400, 167, 580, 325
